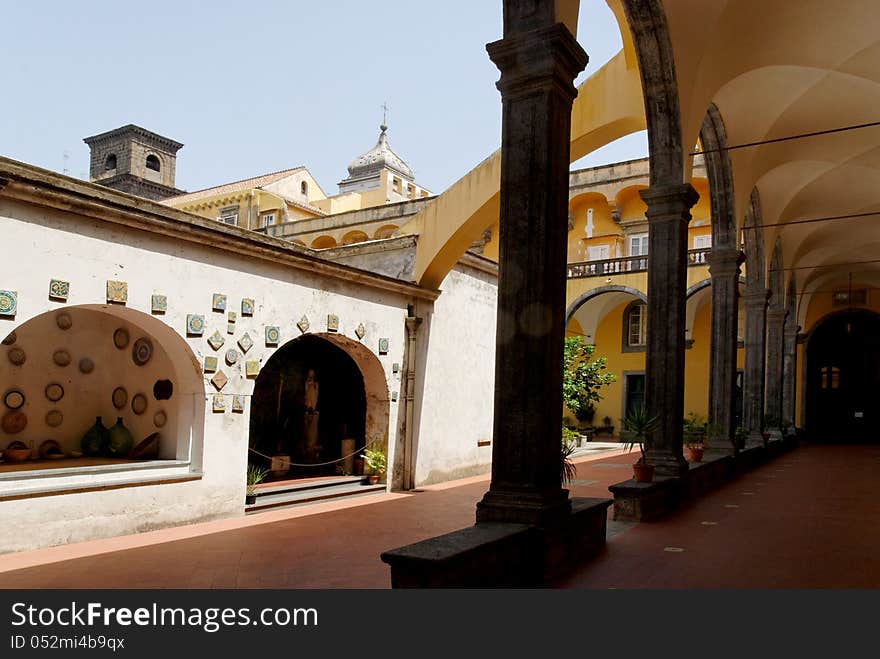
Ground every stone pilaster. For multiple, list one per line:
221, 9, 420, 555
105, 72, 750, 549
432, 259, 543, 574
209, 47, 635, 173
640, 184, 700, 477
392, 314, 423, 491
475, 19, 588, 526
782, 316, 799, 429
707, 248, 744, 452
742, 287, 769, 446
765, 307, 786, 438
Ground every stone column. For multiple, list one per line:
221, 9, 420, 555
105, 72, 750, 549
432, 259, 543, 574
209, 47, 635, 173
475, 14, 588, 527
782, 316, 799, 429
640, 184, 700, 477
742, 287, 769, 446
765, 306, 787, 437
707, 248, 744, 452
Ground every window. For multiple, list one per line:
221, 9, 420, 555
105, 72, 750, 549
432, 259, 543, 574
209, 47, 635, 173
821, 366, 840, 390
693, 234, 712, 249
587, 245, 609, 261
301, 181, 308, 196
218, 207, 238, 226
392, 177, 401, 193
145, 154, 161, 172
104, 154, 117, 171
625, 302, 647, 348
262, 213, 276, 228
629, 233, 649, 256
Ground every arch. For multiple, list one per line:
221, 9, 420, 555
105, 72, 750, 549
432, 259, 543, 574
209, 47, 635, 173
145, 154, 161, 172
310, 235, 337, 249
104, 154, 117, 171
565, 284, 647, 326
699, 103, 736, 248
248, 333, 389, 480
768, 237, 784, 310
341, 230, 369, 245
0, 305, 204, 469
374, 224, 399, 240
743, 189, 766, 290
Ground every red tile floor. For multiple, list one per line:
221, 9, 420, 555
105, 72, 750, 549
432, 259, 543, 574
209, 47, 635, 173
0, 443, 877, 588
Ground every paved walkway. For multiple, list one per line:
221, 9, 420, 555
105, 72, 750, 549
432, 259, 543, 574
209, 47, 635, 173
0, 442, 877, 588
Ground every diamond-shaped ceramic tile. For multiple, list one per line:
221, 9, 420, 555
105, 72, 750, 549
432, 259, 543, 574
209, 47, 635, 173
208, 330, 225, 351
297, 315, 309, 333
49, 279, 69, 301
238, 332, 253, 353
211, 369, 228, 391
355, 323, 366, 340
203, 356, 218, 373
106, 280, 127, 304
212, 293, 227, 312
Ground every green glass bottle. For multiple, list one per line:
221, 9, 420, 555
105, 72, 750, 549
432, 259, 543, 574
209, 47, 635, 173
106, 417, 134, 457
81, 416, 109, 457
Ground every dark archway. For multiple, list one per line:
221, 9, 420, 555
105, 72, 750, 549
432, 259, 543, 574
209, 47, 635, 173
806, 310, 880, 442
249, 334, 367, 478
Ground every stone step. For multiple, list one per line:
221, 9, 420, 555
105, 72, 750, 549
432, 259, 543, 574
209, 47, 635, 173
246, 479, 386, 514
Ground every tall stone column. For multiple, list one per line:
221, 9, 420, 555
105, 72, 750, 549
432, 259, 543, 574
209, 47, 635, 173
640, 184, 700, 477
782, 316, 799, 429
475, 13, 588, 526
707, 248, 744, 452
742, 287, 769, 446
765, 306, 787, 436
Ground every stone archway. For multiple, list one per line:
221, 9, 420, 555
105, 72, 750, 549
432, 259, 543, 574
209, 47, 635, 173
248, 332, 388, 479
805, 310, 880, 442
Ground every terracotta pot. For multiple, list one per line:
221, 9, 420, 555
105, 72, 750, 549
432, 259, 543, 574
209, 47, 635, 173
632, 462, 654, 483
368, 474, 380, 485
686, 445, 704, 463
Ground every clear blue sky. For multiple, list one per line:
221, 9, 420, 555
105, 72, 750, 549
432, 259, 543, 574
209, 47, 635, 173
1, 0, 646, 196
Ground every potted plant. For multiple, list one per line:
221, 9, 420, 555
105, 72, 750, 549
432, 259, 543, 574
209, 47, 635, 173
620, 405, 659, 482
683, 412, 707, 462
734, 426, 749, 450
245, 463, 269, 505
561, 427, 579, 485
363, 445, 386, 485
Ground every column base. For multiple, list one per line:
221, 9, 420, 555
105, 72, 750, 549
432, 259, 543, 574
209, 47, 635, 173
475, 487, 572, 526
645, 450, 689, 478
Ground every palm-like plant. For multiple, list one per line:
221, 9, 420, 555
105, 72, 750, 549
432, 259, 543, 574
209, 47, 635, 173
561, 427, 579, 485
620, 405, 660, 464
246, 463, 269, 497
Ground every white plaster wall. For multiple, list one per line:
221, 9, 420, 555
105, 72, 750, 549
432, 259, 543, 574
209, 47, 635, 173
414, 264, 497, 485
0, 199, 409, 552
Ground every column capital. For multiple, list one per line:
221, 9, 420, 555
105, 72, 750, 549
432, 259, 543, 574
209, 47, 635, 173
487, 23, 588, 102
743, 287, 770, 305
767, 307, 787, 324
639, 183, 700, 217
708, 248, 745, 276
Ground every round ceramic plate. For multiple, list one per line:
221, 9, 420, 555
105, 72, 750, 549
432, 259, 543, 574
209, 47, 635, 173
113, 327, 130, 349
52, 349, 71, 367
225, 348, 239, 365
112, 386, 128, 409
1, 410, 27, 434
45, 382, 64, 402
131, 393, 148, 415
39, 439, 62, 459
79, 357, 94, 374
7, 347, 25, 366
132, 337, 153, 366
153, 410, 167, 428
56, 312, 72, 330
3, 389, 24, 410
45, 409, 63, 427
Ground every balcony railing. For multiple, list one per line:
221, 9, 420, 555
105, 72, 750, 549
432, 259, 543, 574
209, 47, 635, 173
567, 248, 711, 279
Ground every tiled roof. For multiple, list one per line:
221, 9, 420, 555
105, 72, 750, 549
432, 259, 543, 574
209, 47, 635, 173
162, 167, 306, 205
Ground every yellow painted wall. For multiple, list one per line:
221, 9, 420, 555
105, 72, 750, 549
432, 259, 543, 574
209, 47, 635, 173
684, 303, 711, 417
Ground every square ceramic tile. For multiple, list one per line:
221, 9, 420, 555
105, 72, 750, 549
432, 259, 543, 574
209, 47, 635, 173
238, 332, 253, 353
241, 298, 254, 316
232, 395, 245, 413
212, 394, 226, 412
265, 326, 280, 346
106, 280, 128, 304
208, 330, 225, 351
379, 337, 389, 354
212, 293, 227, 312
327, 314, 339, 332
297, 316, 309, 333
211, 369, 228, 391
227, 311, 236, 323
151, 294, 167, 313
204, 356, 218, 373
0, 290, 18, 317
49, 279, 69, 301
227, 322, 235, 335
245, 360, 260, 377
186, 314, 205, 336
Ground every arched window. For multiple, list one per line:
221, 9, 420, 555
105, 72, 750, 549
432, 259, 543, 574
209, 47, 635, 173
145, 154, 161, 172
301, 181, 308, 196
104, 154, 117, 171
623, 301, 647, 351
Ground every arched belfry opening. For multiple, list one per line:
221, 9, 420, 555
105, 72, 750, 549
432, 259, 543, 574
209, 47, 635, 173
805, 310, 880, 443
249, 334, 371, 479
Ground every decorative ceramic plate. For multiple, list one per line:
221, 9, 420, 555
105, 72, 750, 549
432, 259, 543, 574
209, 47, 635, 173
131, 393, 148, 415
153, 410, 167, 428
52, 349, 71, 367
7, 347, 25, 366
45, 409, 63, 427
112, 386, 128, 409
79, 357, 94, 374
44, 382, 64, 402
1, 410, 27, 434
225, 348, 239, 365
132, 337, 153, 366
113, 327, 130, 349
39, 439, 63, 459
3, 389, 24, 410
56, 312, 73, 330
